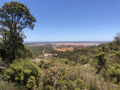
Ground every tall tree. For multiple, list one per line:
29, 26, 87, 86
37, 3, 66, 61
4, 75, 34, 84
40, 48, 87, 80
0, 1, 36, 62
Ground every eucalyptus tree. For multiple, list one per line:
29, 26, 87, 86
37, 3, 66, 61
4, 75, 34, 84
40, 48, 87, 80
0, 1, 36, 62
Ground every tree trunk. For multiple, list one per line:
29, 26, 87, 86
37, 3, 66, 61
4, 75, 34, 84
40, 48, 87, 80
12, 39, 16, 60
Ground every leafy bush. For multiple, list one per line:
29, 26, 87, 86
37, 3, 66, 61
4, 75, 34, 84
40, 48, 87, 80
95, 52, 107, 73
43, 61, 57, 69
115, 51, 120, 59
3, 58, 42, 89
41, 62, 86, 90
26, 76, 36, 89
39, 60, 45, 69
0, 81, 26, 90
88, 80, 99, 90
75, 78, 86, 89
60, 58, 69, 64
107, 64, 120, 83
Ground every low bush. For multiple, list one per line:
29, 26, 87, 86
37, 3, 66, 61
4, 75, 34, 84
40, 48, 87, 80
115, 51, 120, 59
107, 64, 120, 83
3, 58, 42, 89
95, 52, 108, 73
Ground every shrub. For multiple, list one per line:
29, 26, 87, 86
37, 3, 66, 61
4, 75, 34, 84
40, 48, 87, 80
3, 58, 42, 89
69, 61, 76, 66
26, 76, 36, 89
39, 60, 45, 69
75, 78, 86, 89
95, 52, 107, 73
88, 80, 99, 90
107, 64, 120, 83
79, 55, 88, 64
43, 61, 56, 69
66, 80, 76, 90
71, 54, 80, 63
45, 85, 54, 90
42, 62, 86, 90
43, 66, 61, 87
0, 81, 26, 90
60, 58, 69, 64
115, 51, 120, 59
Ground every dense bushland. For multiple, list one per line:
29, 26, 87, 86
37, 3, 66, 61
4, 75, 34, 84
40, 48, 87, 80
1, 37, 120, 89
1, 1, 120, 90
55, 33, 120, 87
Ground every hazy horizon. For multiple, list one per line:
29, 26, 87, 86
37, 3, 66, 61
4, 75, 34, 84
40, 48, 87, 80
24, 40, 111, 43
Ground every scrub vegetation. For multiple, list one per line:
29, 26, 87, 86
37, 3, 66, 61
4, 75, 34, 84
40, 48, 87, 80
0, 1, 120, 90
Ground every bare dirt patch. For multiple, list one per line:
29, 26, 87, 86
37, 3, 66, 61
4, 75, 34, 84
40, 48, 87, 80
54, 47, 74, 52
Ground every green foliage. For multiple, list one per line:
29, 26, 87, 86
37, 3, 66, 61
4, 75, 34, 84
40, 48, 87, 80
41, 62, 86, 90
88, 80, 99, 90
115, 51, 120, 59
59, 58, 70, 64
95, 52, 108, 73
68, 61, 76, 66
71, 53, 80, 63
43, 60, 57, 69
39, 60, 45, 69
79, 55, 88, 64
45, 85, 54, 90
66, 80, 76, 90
3, 58, 42, 89
89, 58, 95, 67
114, 33, 120, 45
2, 1, 120, 90
54, 39, 120, 87
0, 81, 26, 90
26, 76, 36, 89
27, 44, 56, 57
0, 1, 36, 62
75, 78, 86, 89
107, 64, 120, 83
99, 44, 110, 53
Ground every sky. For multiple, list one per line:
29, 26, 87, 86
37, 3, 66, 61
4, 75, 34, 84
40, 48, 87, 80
0, 0, 120, 42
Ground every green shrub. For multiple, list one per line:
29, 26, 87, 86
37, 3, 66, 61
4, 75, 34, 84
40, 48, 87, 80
60, 58, 69, 64
26, 76, 36, 89
43, 66, 60, 87
88, 80, 99, 90
95, 52, 107, 73
43, 61, 56, 69
79, 55, 88, 64
39, 60, 45, 69
42, 62, 87, 90
3, 58, 42, 89
107, 64, 120, 83
76, 78, 86, 89
115, 51, 120, 59
69, 61, 76, 66
0, 80, 26, 90
66, 80, 76, 90
45, 85, 54, 90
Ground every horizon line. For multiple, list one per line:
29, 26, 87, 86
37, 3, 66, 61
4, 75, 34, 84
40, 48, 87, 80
24, 40, 112, 43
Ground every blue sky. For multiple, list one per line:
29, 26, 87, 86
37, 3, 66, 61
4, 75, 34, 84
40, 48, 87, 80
0, 0, 120, 41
